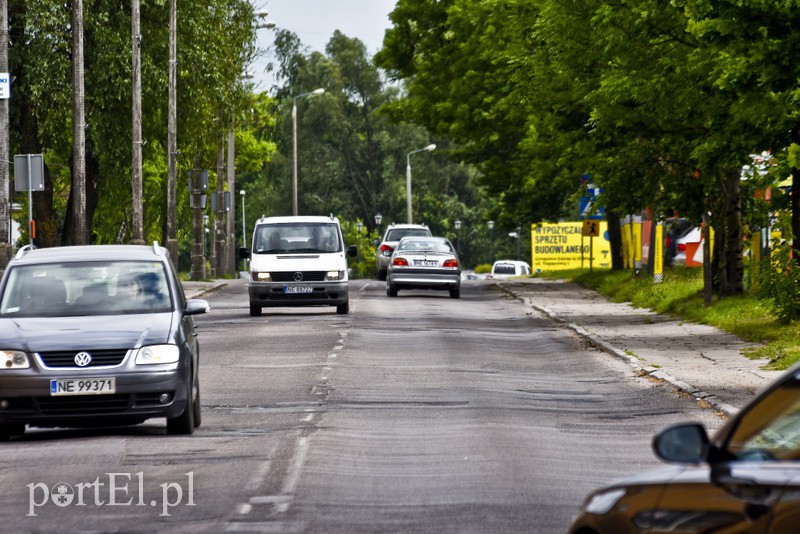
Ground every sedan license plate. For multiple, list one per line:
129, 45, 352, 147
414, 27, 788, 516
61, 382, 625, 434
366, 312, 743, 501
50, 378, 116, 396
284, 286, 313, 294
415, 260, 438, 267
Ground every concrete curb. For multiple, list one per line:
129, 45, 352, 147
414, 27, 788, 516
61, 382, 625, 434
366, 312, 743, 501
182, 281, 228, 300
498, 284, 739, 417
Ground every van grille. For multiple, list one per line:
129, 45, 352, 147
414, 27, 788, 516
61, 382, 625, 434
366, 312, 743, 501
270, 271, 327, 282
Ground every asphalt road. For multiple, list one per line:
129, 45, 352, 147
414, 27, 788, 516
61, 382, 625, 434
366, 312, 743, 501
0, 278, 724, 533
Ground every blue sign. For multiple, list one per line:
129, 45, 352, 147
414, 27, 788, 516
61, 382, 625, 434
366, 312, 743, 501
580, 174, 604, 220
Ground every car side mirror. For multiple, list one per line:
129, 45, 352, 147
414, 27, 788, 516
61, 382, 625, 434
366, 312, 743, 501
652, 423, 709, 464
348, 245, 357, 258
185, 298, 210, 316
238, 247, 250, 260
373, 238, 380, 246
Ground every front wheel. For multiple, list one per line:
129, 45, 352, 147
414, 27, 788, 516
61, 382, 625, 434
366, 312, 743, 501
0, 423, 25, 441
249, 303, 262, 316
167, 371, 197, 435
336, 300, 350, 314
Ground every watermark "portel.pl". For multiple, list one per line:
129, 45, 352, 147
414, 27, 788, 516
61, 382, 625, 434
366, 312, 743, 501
27, 472, 195, 517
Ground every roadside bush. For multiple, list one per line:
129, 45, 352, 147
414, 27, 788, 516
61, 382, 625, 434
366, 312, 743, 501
474, 263, 491, 274
756, 243, 800, 324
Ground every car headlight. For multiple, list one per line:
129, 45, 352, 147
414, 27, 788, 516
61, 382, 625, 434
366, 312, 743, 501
1, 350, 30, 369
134, 345, 180, 365
584, 488, 627, 515
254, 272, 271, 281
325, 270, 345, 281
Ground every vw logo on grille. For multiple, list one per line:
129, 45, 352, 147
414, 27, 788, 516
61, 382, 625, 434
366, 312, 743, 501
74, 352, 92, 367
293, 272, 304, 282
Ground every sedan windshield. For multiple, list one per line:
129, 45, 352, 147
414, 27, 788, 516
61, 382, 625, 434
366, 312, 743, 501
254, 223, 342, 253
0, 261, 172, 317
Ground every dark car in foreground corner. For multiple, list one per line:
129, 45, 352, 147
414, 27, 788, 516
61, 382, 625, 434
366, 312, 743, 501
386, 236, 461, 298
570, 363, 800, 533
0, 243, 209, 440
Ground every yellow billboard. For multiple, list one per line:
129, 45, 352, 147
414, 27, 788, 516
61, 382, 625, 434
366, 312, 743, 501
531, 222, 612, 272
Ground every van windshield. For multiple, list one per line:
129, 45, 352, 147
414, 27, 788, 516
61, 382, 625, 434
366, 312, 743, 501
254, 223, 342, 254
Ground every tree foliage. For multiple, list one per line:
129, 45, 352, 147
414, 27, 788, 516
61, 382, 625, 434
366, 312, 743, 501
9, 0, 261, 250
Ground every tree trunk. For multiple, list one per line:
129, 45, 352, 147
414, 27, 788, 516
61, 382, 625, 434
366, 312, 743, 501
606, 208, 624, 270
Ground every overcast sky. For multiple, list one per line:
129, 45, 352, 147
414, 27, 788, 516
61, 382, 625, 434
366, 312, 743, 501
249, 0, 397, 92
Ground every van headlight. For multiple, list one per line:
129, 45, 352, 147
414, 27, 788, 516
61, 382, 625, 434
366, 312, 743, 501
2, 350, 30, 369
254, 272, 271, 281
134, 345, 180, 365
325, 270, 345, 281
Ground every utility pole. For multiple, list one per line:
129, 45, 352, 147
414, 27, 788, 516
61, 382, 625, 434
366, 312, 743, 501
166, 0, 178, 262
0, 0, 11, 268
213, 139, 225, 277
226, 128, 235, 276
73, 0, 87, 244
131, 0, 144, 244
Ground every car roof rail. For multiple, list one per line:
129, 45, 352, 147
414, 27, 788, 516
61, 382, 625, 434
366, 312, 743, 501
14, 244, 36, 260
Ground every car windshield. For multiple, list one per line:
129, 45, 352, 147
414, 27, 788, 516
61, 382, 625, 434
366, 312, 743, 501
254, 223, 342, 253
0, 261, 172, 317
726, 374, 800, 461
385, 228, 430, 241
397, 239, 453, 254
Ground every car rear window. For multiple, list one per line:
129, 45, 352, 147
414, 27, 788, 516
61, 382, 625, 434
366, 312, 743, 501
493, 264, 517, 275
385, 228, 430, 241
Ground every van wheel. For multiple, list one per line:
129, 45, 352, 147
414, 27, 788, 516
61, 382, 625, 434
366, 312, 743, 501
249, 303, 262, 316
336, 300, 349, 314
377, 269, 387, 281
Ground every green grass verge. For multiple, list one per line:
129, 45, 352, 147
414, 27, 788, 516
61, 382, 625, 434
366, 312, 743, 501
537, 267, 800, 370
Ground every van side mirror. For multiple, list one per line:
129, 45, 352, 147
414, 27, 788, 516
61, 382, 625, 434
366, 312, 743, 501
348, 245, 357, 258
239, 247, 250, 260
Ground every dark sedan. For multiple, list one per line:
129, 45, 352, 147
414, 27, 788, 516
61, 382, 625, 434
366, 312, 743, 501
570, 362, 800, 533
0, 243, 209, 439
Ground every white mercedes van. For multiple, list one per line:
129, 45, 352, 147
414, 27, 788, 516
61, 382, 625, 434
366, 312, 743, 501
239, 215, 357, 316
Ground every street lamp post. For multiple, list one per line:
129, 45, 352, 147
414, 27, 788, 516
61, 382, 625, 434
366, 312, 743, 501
356, 221, 363, 262
454, 219, 462, 256
292, 88, 325, 215
374, 213, 382, 235
405, 144, 436, 224
240, 189, 246, 249
488, 220, 495, 264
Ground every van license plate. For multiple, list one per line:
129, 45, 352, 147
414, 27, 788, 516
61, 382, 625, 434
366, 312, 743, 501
50, 378, 116, 396
285, 286, 313, 294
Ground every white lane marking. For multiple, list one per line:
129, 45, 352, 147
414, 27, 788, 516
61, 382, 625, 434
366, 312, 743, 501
244, 460, 272, 492
276, 436, 310, 513
236, 503, 252, 515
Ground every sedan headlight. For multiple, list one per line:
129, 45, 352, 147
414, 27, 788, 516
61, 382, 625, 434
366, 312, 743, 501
134, 345, 180, 365
1, 350, 30, 369
325, 270, 345, 281
584, 488, 627, 515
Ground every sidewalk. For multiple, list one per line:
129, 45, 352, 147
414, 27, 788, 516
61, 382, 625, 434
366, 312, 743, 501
497, 278, 783, 416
